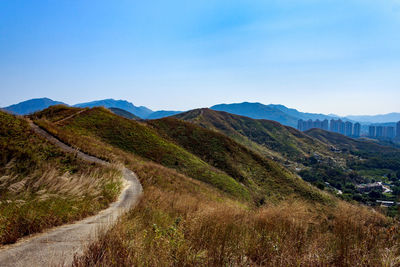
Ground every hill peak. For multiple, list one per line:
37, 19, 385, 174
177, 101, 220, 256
74, 99, 153, 118
3, 98, 66, 115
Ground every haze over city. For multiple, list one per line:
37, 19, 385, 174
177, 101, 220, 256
1, 0, 400, 115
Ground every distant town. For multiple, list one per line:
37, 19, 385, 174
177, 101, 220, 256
298, 119, 400, 140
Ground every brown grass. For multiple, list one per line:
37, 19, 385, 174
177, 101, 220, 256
31, 110, 400, 266
0, 110, 125, 245
0, 162, 122, 244
73, 161, 400, 267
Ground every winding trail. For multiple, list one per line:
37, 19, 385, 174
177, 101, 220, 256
0, 122, 143, 267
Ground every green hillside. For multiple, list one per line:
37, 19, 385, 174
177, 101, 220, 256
109, 107, 140, 120
33, 106, 328, 203
174, 108, 333, 162
0, 110, 122, 244
174, 109, 400, 206
22, 106, 400, 266
306, 128, 399, 154
32, 107, 250, 200
148, 117, 327, 203
306, 128, 400, 179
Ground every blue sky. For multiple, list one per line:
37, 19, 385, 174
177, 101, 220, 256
1, 0, 399, 115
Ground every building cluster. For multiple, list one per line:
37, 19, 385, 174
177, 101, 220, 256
298, 119, 360, 137
399, 121, 400, 138
356, 182, 383, 193
297, 119, 329, 132
368, 125, 398, 139
299, 120, 400, 139
356, 182, 392, 194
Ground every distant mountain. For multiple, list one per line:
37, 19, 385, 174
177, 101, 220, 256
345, 113, 400, 123
146, 110, 183, 119
211, 102, 300, 127
210, 102, 339, 128
269, 104, 336, 121
3, 98, 66, 115
109, 107, 139, 120
74, 99, 153, 119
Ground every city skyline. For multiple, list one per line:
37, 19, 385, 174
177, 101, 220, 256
297, 118, 400, 140
298, 119, 361, 137
1, 1, 400, 115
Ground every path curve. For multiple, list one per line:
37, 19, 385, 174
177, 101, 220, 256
0, 122, 143, 267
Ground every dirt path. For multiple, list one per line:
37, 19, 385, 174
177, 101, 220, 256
0, 122, 143, 267
54, 109, 87, 125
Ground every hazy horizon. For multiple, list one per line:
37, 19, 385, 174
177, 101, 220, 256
1, 1, 400, 116
3, 96, 400, 118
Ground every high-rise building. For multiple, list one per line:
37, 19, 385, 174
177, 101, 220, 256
338, 120, 345, 135
345, 121, 353, 136
386, 127, 395, 139
322, 119, 329, 131
330, 119, 338, 132
369, 126, 376, 137
376, 126, 384, 137
297, 119, 304, 131
353, 123, 361, 137
307, 119, 313, 130
313, 119, 322, 129
397, 121, 400, 138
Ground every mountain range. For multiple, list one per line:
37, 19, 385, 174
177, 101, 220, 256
3, 98, 400, 125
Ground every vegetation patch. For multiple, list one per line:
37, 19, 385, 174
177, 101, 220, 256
0, 111, 122, 245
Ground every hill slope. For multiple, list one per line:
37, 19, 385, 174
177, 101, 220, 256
33, 107, 249, 200
306, 128, 399, 153
175, 108, 332, 162
3, 98, 65, 115
174, 108, 400, 203
74, 99, 153, 118
148, 117, 326, 203
0, 111, 122, 244
24, 106, 400, 266
145, 110, 182, 119
211, 102, 299, 127
33, 106, 328, 203
109, 107, 139, 120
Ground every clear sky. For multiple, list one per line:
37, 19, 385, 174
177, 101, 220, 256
1, 0, 399, 116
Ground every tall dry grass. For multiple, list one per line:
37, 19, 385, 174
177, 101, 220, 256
32, 112, 400, 266
73, 162, 400, 267
0, 161, 122, 244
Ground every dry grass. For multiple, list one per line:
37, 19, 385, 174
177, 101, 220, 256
0, 162, 122, 244
73, 161, 400, 267
31, 109, 400, 266
1, 161, 122, 198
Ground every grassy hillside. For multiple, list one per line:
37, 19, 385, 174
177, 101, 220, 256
306, 128, 400, 181
306, 128, 400, 175
148, 117, 328, 203
175, 108, 333, 162
109, 107, 140, 120
25, 106, 400, 266
33, 106, 330, 203
306, 128, 400, 154
211, 102, 299, 127
32, 107, 250, 200
174, 109, 400, 208
0, 111, 122, 244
